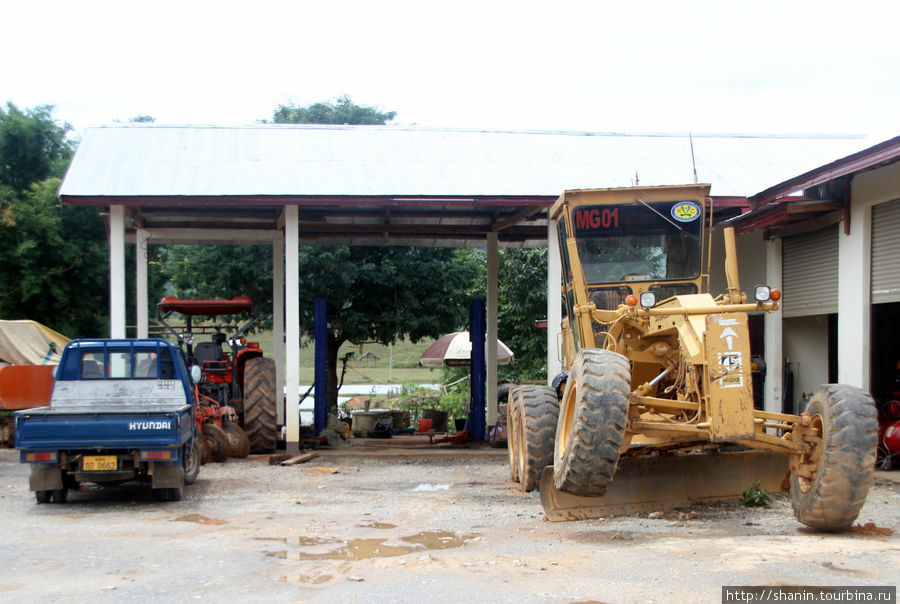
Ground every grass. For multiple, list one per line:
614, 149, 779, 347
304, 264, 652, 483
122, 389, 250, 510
247, 332, 442, 385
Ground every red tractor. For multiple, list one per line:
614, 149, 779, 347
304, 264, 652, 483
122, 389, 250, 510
158, 297, 278, 457
877, 399, 900, 470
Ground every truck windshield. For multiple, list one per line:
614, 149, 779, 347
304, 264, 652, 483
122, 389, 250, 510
571, 200, 703, 283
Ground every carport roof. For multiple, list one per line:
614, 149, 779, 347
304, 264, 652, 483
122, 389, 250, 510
59, 124, 869, 246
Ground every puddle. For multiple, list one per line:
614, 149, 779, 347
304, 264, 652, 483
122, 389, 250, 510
357, 521, 396, 529
265, 530, 474, 562
255, 535, 336, 546
173, 514, 227, 525
279, 573, 333, 584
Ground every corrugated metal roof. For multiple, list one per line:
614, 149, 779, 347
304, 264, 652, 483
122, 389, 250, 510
60, 124, 868, 199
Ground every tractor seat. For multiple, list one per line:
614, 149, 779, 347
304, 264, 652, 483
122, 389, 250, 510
193, 342, 225, 365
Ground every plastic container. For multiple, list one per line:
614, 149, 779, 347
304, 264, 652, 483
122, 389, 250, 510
418, 418, 433, 432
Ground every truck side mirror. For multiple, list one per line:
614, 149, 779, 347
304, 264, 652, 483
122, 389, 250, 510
190, 365, 202, 384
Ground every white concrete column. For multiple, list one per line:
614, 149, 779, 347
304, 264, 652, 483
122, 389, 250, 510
837, 204, 871, 389
109, 205, 126, 338
764, 237, 783, 413
273, 238, 285, 425
135, 228, 149, 338
546, 222, 562, 384
284, 206, 301, 452
486, 232, 499, 426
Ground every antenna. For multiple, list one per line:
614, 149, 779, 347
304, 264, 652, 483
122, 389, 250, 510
689, 133, 698, 184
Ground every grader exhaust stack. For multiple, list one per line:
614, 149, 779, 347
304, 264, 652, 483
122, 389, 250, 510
507, 185, 878, 531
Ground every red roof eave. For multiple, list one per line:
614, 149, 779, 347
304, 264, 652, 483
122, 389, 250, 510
749, 135, 900, 208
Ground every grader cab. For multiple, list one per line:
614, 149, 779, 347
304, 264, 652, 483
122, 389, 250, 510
508, 184, 878, 531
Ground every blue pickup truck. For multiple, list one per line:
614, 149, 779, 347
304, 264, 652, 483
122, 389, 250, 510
14, 339, 201, 502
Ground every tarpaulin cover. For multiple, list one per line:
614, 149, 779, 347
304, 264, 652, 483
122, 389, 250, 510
0, 320, 70, 365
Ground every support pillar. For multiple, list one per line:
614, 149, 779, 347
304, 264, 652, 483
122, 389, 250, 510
314, 299, 328, 435
546, 221, 562, 383
273, 238, 285, 425
469, 299, 486, 442
135, 228, 149, 338
284, 206, 300, 453
837, 203, 871, 388
764, 238, 783, 414
109, 205, 126, 339
486, 233, 499, 426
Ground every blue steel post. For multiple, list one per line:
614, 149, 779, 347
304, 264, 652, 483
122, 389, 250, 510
314, 299, 328, 435
469, 299, 486, 441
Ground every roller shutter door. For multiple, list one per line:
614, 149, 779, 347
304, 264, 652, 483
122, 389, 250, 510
871, 198, 900, 304
781, 225, 839, 317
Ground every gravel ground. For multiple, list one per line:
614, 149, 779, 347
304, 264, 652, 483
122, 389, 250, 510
1, 446, 898, 603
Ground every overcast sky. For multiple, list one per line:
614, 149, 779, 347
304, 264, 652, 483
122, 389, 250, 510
2, 0, 897, 140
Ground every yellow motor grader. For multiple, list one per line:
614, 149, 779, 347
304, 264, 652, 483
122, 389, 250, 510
507, 184, 878, 531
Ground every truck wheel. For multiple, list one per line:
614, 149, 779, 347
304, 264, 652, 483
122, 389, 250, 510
790, 384, 878, 531
184, 439, 201, 485
35, 490, 51, 504
222, 421, 251, 459
516, 385, 559, 492
202, 423, 230, 463
553, 348, 630, 496
507, 387, 521, 483
50, 488, 68, 503
243, 357, 277, 453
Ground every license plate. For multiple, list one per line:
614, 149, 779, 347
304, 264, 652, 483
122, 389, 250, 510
83, 455, 117, 471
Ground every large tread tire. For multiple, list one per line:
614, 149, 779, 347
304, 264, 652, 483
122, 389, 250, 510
222, 421, 251, 459
184, 439, 201, 485
790, 384, 878, 531
243, 357, 278, 453
507, 387, 521, 483
516, 385, 560, 492
553, 348, 630, 497
202, 423, 230, 463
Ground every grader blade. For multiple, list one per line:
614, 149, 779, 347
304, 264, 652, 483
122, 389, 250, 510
540, 450, 789, 521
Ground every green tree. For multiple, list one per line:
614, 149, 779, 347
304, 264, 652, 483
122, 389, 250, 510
0, 103, 74, 191
297, 246, 480, 406
497, 248, 548, 380
0, 178, 108, 337
0, 103, 108, 337
271, 95, 396, 125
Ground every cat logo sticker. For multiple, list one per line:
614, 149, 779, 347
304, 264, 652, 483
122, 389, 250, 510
671, 201, 701, 223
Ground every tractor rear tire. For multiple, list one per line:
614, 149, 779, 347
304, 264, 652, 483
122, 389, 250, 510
507, 387, 521, 482
222, 421, 251, 459
516, 385, 559, 492
553, 348, 630, 497
202, 423, 230, 463
243, 357, 277, 453
184, 439, 201, 485
790, 384, 878, 531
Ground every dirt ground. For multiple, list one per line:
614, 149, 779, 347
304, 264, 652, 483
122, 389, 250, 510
1, 445, 898, 603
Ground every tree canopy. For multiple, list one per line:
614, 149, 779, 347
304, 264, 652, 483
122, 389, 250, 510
0, 103, 108, 338
0, 103, 74, 191
271, 95, 396, 125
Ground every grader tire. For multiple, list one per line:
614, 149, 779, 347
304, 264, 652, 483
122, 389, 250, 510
222, 421, 251, 459
507, 388, 521, 483
553, 348, 630, 497
243, 357, 277, 453
516, 385, 560, 492
202, 423, 230, 463
790, 384, 878, 531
